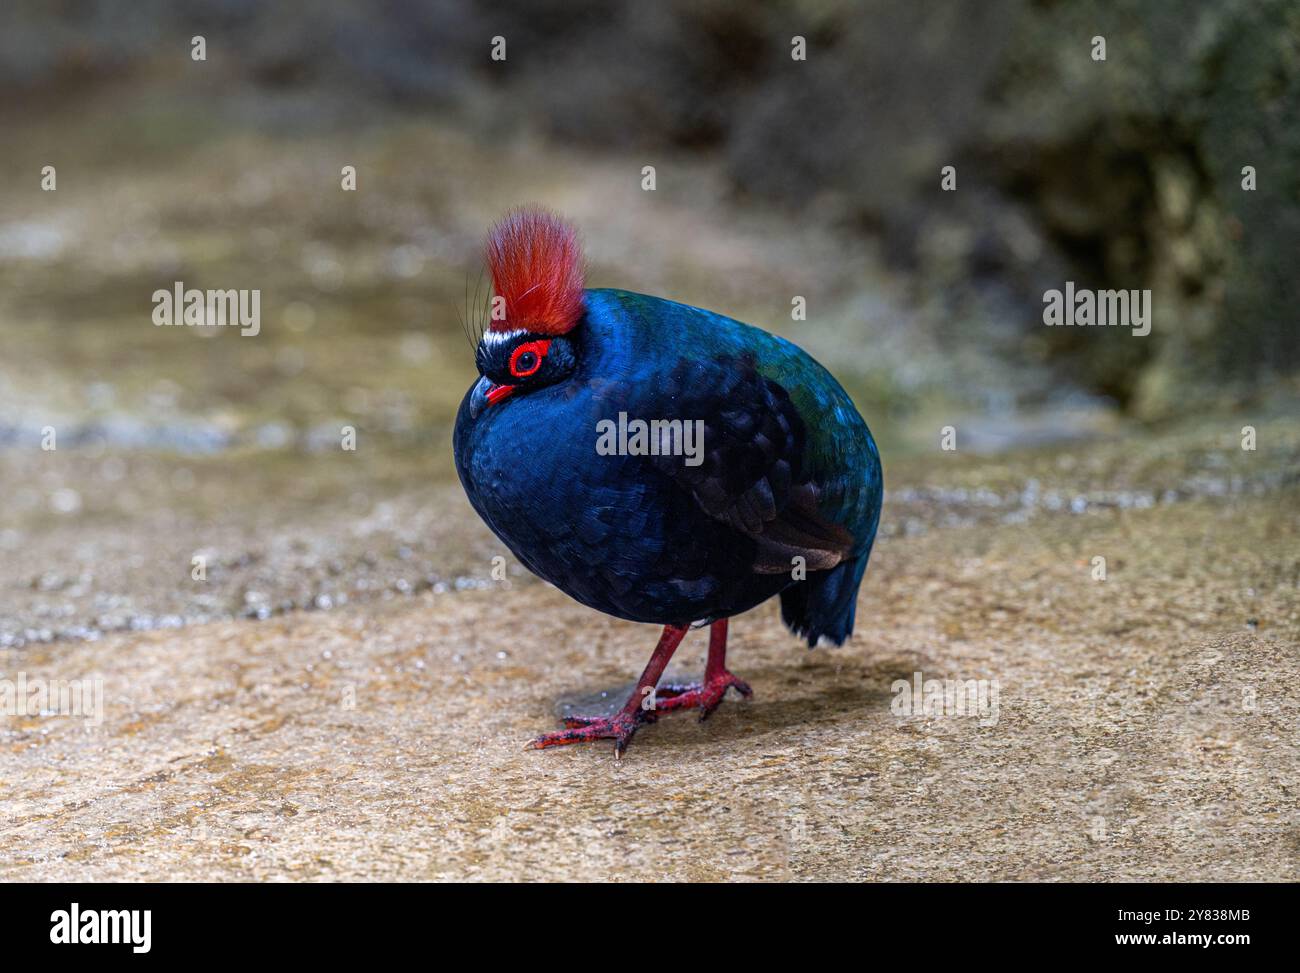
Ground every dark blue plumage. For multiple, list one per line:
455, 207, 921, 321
455, 288, 881, 640
453, 210, 881, 754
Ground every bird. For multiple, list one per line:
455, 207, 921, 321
453, 206, 883, 756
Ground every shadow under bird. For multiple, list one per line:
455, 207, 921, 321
453, 207, 883, 756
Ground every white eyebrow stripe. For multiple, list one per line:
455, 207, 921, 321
482, 329, 527, 346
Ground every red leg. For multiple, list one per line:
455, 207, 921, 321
526, 624, 689, 757
654, 618, 753, 720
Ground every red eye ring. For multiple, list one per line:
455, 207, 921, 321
509, 339, 551, 378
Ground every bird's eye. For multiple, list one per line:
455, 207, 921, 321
509, 339, 550, 378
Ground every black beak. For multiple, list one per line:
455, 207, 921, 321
468, 375, 517, 419
468, 375, 492, 420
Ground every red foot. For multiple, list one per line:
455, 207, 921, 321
524, 621, 750, 758
654, 671, 753, 720
525, 709, 656, 758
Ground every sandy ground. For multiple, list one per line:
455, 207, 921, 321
2, 470, 1295, 881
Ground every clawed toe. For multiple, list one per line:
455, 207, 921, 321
651, 670, 754, 720
527, 709, 654, 756
525, 621, 752, 757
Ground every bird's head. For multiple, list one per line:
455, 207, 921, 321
467, 207, 585, 419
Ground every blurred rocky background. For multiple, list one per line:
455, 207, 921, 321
4, 0, 1296, 426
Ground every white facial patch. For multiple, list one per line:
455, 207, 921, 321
481, 329, 527, 348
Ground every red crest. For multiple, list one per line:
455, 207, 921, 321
486, 207, 585, 334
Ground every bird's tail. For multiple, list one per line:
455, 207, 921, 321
780, 551, 870, 648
